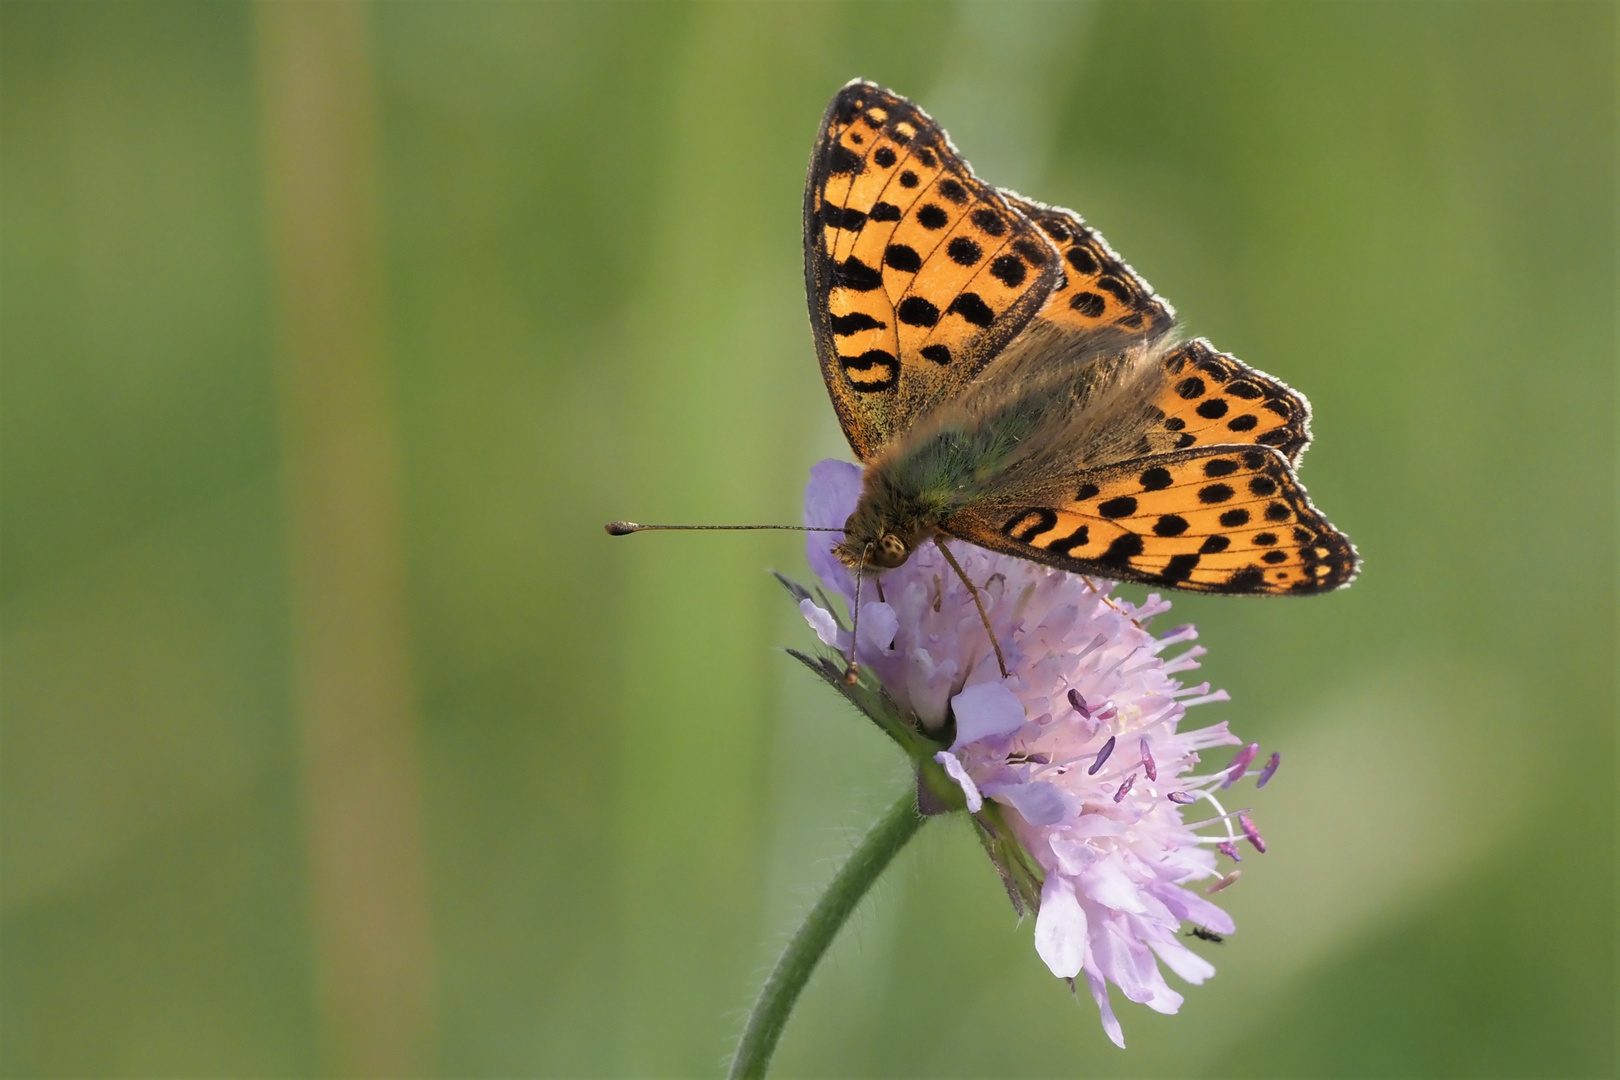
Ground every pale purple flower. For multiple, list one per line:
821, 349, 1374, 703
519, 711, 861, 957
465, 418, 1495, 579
796, 459, 1280, 1048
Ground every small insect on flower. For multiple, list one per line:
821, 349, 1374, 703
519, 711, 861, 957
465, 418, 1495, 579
1187, 927, 1226, 944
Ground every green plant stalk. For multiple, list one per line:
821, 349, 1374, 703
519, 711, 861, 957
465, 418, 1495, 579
728, 790, 927, 1079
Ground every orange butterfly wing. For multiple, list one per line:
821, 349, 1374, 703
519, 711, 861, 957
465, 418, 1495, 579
1142, 339, 1314, 464
943, 446, 1358, 594
805, 81, 1062, 459
1001, 196, 1176, 351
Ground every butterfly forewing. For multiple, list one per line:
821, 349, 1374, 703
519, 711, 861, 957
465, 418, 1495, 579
806, 81, 1061, 460
944, 446, 1357, 594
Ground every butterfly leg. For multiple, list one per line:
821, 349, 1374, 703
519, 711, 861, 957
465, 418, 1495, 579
1081, 576, 1143, 630
935, 538, 1011, 679
844, 543, 872, 685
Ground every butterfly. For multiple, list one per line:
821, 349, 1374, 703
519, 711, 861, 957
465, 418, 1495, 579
806, 80, 1357, 601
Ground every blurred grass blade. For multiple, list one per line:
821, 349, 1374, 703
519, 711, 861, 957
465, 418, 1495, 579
254, 2, 436, 1074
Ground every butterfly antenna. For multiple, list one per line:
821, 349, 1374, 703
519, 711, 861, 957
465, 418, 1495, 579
843, 543, 871, 686
935, 538, 1010, 679
606, 521, 844, 535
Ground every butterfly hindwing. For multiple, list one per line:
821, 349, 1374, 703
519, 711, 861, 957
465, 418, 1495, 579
1145, 340, 1313, 464
806, 81, 1062, 459
943, 445, 1357, 594
1001, 196, 1175, 351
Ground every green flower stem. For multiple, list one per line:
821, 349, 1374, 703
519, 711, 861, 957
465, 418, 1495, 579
728, 790, 928, 1080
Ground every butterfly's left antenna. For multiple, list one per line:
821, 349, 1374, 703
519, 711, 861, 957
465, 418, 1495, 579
605, 521, 844, 535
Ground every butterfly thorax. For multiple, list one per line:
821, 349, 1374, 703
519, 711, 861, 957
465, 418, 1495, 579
834, 408, 1046, 571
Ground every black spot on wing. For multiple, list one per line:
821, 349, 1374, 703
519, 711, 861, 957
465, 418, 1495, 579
827, 143, 863, 176
947, 293, 995, 327
1070, 292, 1106, 317
1047, 525, 1090, 555
990, 254, 1026, 287
834, 256, 883, 292
830, 312, 885, 335
1139, 467, 1173, 490
937, 177, 968, 204
822, 204, 867, 231
1161, 553, 1201, 583
1065, 246, 1098, 274
1012, 238, 1050, 265
970, 207, 1007, 235
1217, 565, 1266, 593
1099, 532, 1144, 567
897, 296, 939, 326
884, 244, 922, 273
947, 236, 982, 265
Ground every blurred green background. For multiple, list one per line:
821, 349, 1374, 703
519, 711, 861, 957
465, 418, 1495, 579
2, 1, 1613, 1076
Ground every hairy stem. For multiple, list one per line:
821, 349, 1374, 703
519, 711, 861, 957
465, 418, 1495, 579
728, 791, 927, 1079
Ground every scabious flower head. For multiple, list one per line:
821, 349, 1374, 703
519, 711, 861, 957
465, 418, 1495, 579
796, 460, 1277, 1048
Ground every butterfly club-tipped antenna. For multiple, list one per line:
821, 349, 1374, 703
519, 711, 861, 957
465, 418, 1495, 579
605, 521, 845, 535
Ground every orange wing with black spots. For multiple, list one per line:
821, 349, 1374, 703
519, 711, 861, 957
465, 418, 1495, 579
943, 446, 1358, 594
1000, 196, 1175, 351
1143, 339, 1314, 465
805, 80, 1062, 459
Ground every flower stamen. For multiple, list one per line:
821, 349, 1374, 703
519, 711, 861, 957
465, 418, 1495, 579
1239, 813, 1267, 853
1088, 736, 1117, 775
1257, 752, 1281, 788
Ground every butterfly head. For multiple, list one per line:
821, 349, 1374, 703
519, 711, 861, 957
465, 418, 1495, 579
833, 504, 928, 572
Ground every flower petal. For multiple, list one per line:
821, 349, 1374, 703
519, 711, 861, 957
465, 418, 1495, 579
798, 598, 842, 648
933, 751, 982, 812
1034, 875, 1087, 978
984, 780, 1070, 827
1080, 858, 1149, 913
905, 648, 957, 730
1148, 883, 1237, 936
858, 601, 898, 653
803, 459, 861, 598
1147, 934, 1216, 985
950, 681, 1026, 749
1084, 967, 1126, 1049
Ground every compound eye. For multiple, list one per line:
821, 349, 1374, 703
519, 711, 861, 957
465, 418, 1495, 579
877, 533, 908, 566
